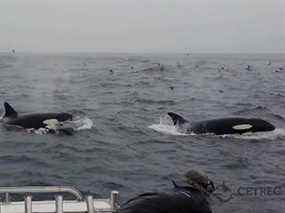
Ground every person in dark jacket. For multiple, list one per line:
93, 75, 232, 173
119, 170, 215, 213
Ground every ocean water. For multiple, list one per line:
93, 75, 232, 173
0, 52, 285, 212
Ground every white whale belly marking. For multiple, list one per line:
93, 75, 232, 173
43, 119, 60, 130
232, 124, 252, 130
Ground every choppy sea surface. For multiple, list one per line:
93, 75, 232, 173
0, 52, 285, 212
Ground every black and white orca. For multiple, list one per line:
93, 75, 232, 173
167, 112, 275, 135
1, 102, 74, 135
119, 170, 214, 213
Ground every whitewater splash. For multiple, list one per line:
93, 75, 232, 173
69, 115, 93, 131
148, 114, 189, 136
30, 115, 93, 135
149, 114, 285, 140
228, 128, 285, 140
148, 123, 189, 136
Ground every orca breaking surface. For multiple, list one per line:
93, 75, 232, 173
1, 102, 74, 135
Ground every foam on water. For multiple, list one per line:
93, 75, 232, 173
148, 114, 190, 136
228, 128, 285, 140
72, 116, 94, 131
148, 123, 189, 136
25, 116, 93, 135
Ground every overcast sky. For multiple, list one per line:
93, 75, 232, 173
0, 0, 284, 53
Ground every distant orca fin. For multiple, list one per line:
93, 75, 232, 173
4, 102, 18, 118
171, 180, 179, 188
167, 112, 188, 125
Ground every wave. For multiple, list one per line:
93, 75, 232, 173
227, 128, 285, 140
72, 116, 93, 131
233, 106, 285, 122
148, 124, 189, 136
148, 114, 189, 136
0, 64, 13, 69
136, 98, 176, 105
233, 105, 270, 115
0, 155, 50, 168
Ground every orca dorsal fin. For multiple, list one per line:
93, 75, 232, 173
171, 180, 179, 188
4, 102, 18, 118
167, 112, 188, 125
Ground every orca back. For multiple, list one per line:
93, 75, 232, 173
5, 113, 72, 129
191, 117, 275, 135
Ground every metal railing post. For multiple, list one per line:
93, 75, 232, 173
86, 196, 95, 213
5, 193, 9, 203
25, 195, 32, 213
0, 186, 83, 201
110, 191, 119, 211
55, 195, 63, 213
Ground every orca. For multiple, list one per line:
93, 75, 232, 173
1, 102, 74, 135
119, 170, 214, 213
167, 112, 275, 135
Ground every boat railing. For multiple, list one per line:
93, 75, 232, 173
0, 186, 119, 213
0, 186, 84, 202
